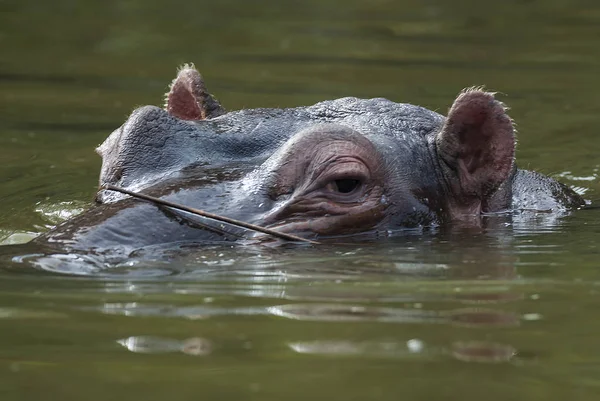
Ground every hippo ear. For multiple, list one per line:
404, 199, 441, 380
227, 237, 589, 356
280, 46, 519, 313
436, 88, 515, 215
165, 64, 226, 120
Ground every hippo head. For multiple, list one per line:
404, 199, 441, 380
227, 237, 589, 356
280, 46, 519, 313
43, 65, 517, 251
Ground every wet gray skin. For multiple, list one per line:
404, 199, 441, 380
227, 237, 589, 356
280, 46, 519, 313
36, 65, 585, 254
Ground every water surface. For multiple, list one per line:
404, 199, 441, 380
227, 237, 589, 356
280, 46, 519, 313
1, 0, 600, 399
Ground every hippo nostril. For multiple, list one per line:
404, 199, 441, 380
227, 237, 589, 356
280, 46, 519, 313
334, 179, 361, 194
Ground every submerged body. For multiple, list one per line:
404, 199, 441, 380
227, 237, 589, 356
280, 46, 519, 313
37, 66, 584, 253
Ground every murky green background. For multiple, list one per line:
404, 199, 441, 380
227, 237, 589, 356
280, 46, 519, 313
1, 0, 600, 399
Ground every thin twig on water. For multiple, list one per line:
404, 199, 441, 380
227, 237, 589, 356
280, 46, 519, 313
101, 184, 319, 245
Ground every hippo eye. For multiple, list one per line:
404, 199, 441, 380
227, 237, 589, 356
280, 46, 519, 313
325, 178, 363, 196
333, 179, 361, 194
316, 158, 370, 200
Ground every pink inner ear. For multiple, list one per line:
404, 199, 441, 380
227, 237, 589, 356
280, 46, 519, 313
165, 67, 205, 121
438, 89, 515, 199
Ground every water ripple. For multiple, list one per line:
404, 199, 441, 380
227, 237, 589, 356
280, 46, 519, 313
117, 336, 212, 356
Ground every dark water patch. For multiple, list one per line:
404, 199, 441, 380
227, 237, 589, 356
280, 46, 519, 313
0, 71, 167, 92
227, 53, 599, 71
4, 121, 120, 133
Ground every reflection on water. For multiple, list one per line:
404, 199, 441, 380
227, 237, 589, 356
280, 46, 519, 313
1, 216, 600, 397
288, 339, 434, 359
451, 341, 517, 363
288, 339, 517, 364
34, 201, 86, 226
92, 301, 520, 328
0, 230, 39, 246
117, 336, 212, 356
0, 307, 68, 320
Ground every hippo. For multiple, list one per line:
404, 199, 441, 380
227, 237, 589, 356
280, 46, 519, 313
36, 65, 584, 254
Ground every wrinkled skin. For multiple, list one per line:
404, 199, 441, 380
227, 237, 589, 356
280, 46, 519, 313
37, 65, 585, 253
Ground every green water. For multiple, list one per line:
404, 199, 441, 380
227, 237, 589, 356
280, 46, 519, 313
1, 0, 600, 399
